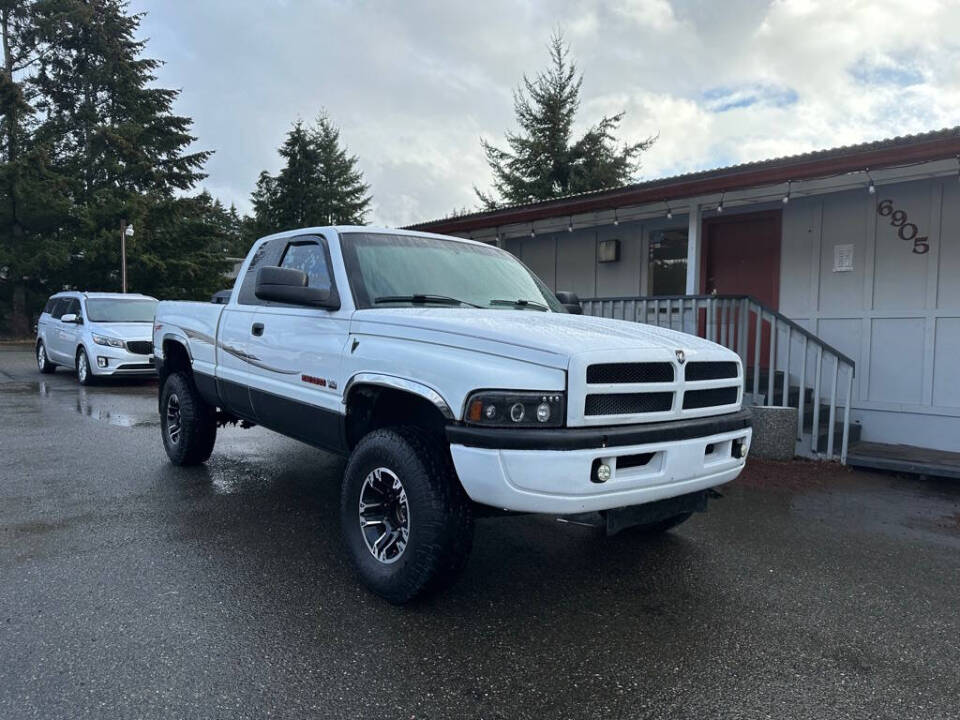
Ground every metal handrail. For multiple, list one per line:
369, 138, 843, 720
580, 294, 857, 463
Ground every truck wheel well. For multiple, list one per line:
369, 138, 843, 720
161, 340, 191, 387
345, 385, 450, 451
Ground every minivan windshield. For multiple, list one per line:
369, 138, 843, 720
340, 233, 564, 311
85, 298, 157, 323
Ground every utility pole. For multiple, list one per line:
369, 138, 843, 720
120, 220, 134, 292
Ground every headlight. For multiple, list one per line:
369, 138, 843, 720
464, 391, 565, 428
92, 333, 125, 348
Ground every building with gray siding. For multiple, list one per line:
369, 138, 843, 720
410, 128, 960, 473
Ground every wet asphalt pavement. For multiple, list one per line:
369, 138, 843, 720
1, 345, 959, 719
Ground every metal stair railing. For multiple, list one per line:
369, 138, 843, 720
580, 294, 856, 463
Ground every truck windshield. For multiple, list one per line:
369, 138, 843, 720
85, 299, 158, 323
340, 233, 564, 311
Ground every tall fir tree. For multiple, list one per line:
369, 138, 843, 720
30, 0, 215, 293
252, 113, 370, 234
476, 33, 655, 210
0, 0, 72, 335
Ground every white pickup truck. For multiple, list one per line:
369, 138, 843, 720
153, 227, 751, 603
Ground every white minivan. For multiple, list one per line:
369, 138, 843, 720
35, 292, 158, 384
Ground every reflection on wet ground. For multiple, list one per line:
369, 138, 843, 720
2, 378, 159, 427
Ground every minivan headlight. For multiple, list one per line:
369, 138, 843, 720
92, 333, 125, 348
464, 391, 565, 428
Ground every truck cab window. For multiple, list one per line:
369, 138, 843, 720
280, 242, 331, 291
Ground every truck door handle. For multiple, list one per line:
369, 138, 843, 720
251, 322, 264, 336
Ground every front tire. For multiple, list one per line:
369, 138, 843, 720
160, 372, 217, 466
37, 342, 55, 374
76, 348, 95, 385
340, 427, 474, 604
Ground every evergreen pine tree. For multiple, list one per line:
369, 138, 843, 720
31, 0, 213, 292
0, 0, 72, 335
252, 113, 370, 234
476, 33, 655, 209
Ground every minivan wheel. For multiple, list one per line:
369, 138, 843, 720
76, 348, 95, 385
341, 427, 474, 604
160, 372, 217, 466
37, 343, 55, 374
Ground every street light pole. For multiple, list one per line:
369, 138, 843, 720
120, 219, 134, 293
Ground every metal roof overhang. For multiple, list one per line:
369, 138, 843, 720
408, 128, 960, 237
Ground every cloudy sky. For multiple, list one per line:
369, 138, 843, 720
131, 0, 960, 226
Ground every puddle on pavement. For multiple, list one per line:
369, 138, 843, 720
1, 379, 159, 428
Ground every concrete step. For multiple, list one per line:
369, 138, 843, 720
846, 441, 960, 479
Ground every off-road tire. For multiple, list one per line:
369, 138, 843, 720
36, 342, 55, 374
76, 347, 95, 386
341, 427, 474, 604
160, 372, 217, 466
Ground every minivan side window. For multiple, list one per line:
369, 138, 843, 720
49, 298, 69, 319
60, 298, 80, 320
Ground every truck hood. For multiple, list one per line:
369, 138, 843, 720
352, 308, 722, 359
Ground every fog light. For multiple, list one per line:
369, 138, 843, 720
97, 357, 108, 368
733, 439, 747, 459
594, 463, 611, 483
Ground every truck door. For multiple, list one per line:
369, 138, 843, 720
244, 234, 349, 453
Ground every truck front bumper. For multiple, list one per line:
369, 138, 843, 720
446, 409, 752, 514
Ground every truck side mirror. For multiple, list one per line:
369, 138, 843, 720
255, 266, 340, 309
554, 291, 582, 315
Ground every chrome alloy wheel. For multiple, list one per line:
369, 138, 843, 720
358, 467, 410, 564
37, 344, 46, 370
166, 393, 182, 445
77, 352, 88, 383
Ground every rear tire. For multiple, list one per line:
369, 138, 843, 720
76, 348, 95, 386
340, 427, 474, 604
160, 372, 217, 466
36, 342, 55, 374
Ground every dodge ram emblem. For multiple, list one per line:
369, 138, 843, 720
675, 349, 686, 365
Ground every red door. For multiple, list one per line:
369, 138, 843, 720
702, 212, 781, 306
701, 212, 781, 379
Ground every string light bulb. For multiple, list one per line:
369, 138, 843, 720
866, 169, 876, 194
567, 217, 573, 232
782, 180, 791, 204
717, 193, 725, 213
613, 209, 619, 226
665, 200, 673, 219
530, 226, 536, 238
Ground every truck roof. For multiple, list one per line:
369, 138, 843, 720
256, 225, 487, 248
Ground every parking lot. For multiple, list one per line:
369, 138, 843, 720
1, 343, 959, 719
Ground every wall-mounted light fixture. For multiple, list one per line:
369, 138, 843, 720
597, 238, 620, 263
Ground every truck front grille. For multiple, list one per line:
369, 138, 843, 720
682, 387, 739, 409
126, 341, 153, 355
585, 392, 673, 416
684, 361, 737, 381
577, 355, 742, 425
586, 362, 673, 384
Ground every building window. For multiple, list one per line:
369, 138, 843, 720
648, 229, 688, 295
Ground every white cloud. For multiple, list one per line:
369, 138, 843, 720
133, 0, 960, 226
